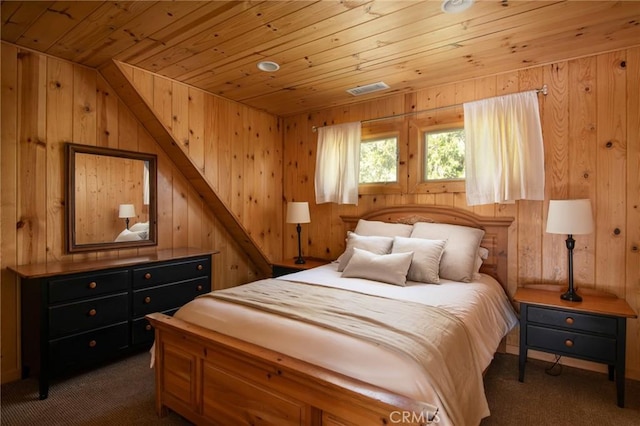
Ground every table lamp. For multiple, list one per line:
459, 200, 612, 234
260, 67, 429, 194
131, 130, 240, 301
119, 204, 136, 230
546, 199, 594, 302
286, 202, 311, 264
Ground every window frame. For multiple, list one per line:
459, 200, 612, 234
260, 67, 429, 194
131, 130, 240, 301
358, 121, 407, 195
408, 119, 466, 194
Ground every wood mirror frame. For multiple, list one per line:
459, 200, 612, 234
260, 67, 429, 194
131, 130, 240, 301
66, 143, 157, 253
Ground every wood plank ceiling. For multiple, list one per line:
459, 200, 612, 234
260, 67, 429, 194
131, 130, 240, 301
2, 1, 639, 117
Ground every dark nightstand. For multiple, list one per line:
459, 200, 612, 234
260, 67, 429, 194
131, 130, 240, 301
514, 286, 637, 407
271, 257, 331, 277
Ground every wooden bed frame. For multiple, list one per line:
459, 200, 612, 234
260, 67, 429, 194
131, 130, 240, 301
146, 205, 514, 426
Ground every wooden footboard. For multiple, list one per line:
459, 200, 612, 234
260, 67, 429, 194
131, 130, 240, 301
147, 312, 438, 426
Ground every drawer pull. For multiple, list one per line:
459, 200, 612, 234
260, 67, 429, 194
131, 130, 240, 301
88, 308, 97, 317
564, 339, 574, 348
144, 296, 151, 304
89, 340, 97, 348
145, 324, 152, 331
144, 273, 152, 280
565, 317, 574, 325
196, 285, 203, 291
88, 281, 97, 289
197, 264, 203, 271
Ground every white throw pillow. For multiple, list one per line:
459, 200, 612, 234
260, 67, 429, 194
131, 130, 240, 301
392, 236, 446, 284
337, 232, 394, 271
341, 247, 414, 286
114, 228, 145, 242
129, 222, 149, 232
473, 246, 490, 280
354, 219, 413, 238
410, 222, 485, 282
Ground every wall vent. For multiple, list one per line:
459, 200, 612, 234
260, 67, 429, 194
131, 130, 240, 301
346, 81, 390, 96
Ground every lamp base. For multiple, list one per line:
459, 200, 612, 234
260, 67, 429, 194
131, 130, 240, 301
561, 289, 582, 302
295, 256, 306, 265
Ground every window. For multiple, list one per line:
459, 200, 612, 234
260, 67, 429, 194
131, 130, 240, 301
408, 119, 465, 194
423, 128, 465, 181
359, 136, 398, 184
358, 121, 406, 195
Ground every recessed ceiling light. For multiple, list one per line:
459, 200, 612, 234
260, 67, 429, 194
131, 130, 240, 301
441, 0, 474, 14
257, 61, 280, 72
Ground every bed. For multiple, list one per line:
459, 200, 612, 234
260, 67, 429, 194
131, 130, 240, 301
146, 205, 517, 426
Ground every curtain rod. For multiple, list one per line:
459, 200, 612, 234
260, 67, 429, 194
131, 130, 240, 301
311, 85, 548, 132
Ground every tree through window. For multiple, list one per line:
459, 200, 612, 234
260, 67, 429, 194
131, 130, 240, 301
424, 129, 465, 181
359, 136, 398, 184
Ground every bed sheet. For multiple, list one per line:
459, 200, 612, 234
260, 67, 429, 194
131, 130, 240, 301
174, 263, 518, 425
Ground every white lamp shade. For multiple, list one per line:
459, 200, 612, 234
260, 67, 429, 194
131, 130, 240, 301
118, 204, 136, 219
546, 199, 594, 235
286, 202, 310, 224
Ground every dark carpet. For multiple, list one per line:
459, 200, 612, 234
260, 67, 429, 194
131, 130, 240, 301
0, 352, 190, 426
1, 351, 638, 425
481, 353, 640, 425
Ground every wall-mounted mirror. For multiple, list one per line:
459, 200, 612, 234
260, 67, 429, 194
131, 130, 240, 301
66, 143, 157, 253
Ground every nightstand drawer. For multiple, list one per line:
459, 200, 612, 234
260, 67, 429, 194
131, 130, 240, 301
132, 257, 210, 289
527, 325, 616, 363
273, 265, 300, 277
132, 277, 210, 316
527, 306, 617, 335
49, 293, 129, 338
49, 270, 129, 303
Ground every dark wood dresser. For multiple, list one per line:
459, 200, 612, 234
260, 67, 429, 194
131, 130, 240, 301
9, 248, 216, 399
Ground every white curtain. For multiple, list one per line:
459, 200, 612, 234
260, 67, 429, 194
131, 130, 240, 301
463, 90, 545, 206
143, 161, 150, 205
315, 121, 361, 205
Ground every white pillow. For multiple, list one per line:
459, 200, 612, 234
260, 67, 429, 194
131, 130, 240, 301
114, 228, 145, 242
410, 222, 485, 282
341, 247, 414, 286
337, 232, 394, 271
473, 246, 490, 279
392, 237, 446, 284
354, 219, 413, 238
129, 222, 149, 232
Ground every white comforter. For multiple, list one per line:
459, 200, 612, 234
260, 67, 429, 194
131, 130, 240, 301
174, 263, 518, 425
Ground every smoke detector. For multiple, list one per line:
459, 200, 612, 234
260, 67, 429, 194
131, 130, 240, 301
346, 81, 390, 96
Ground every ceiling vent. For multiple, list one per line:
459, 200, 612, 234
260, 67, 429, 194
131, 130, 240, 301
346, 81, 390, 96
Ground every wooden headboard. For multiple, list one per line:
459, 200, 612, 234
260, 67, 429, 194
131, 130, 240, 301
341, 205, 514, 293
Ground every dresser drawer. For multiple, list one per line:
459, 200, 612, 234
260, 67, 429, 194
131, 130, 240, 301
49, 322, 129, 372
48, 293, 129, 338
132, 257, 210, 289
132, 308, 179, 346
49, 270, 129, 303
527, 324, 616, 363
132, 277, 210, 316
527, 306, 617, 335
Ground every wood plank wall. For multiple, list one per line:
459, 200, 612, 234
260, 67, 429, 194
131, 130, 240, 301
282, 47, 640, 380
73, 154, 147, 245
1, 41, 638, 384
0, 43, 281, 383
120, 63, 283, 265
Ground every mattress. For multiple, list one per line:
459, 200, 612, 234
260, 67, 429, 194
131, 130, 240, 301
174, 262, 518, 425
